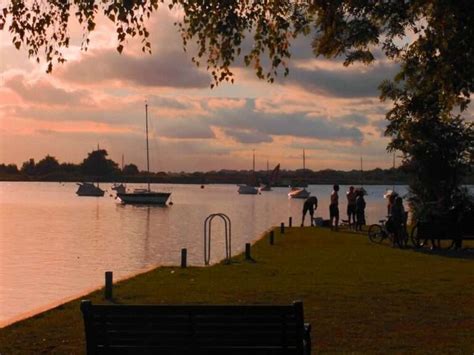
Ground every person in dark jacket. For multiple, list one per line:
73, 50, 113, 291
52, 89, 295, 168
355, 190, 366, 231
301, 196, 318, 226
390, 196, 406, 247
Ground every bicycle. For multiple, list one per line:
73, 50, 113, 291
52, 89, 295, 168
368, 218, 408, 248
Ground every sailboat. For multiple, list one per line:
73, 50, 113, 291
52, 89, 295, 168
288, 149, 310, 199
76, 182, 105, 197
117, 104, 171, 205
260, 162, 280, 192
238, 149, 259, 195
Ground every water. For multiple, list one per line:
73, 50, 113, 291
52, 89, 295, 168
0, 182, 407, 326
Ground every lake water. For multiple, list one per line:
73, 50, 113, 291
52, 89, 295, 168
0, 182, 407, 327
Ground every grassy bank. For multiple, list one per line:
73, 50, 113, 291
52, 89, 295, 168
1, 227, 473, 353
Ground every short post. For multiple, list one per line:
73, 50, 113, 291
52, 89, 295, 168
105, 271, 113, 300
289, 217, 293, 227
269, 230, 274, 245
280, 222, 285, 234
181, 248, 187, 268
245, 243, 252, 260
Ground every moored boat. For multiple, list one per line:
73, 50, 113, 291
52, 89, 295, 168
117, 103, 171, 206
288, 187, 310, 199
76, 182, 105, 197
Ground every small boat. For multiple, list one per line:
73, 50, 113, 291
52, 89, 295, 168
238, 184, 259, 194
288, 187, 310, 199
117, 104, 171, 206
238, 149, 259, 195
259, 163, 280, 192
76, 182, 105, 197
288, 150, 310, 199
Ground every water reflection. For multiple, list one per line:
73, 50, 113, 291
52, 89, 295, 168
0, 182, 408, 326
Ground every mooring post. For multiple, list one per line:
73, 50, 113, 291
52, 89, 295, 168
269, 230, 274, 245
105, 271, 113, 300
245, 243, 252, 260
280, 222, 285, 234
289, 217, 293, 227
181, 248, 187, 268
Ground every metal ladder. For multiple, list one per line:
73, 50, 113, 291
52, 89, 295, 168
204, 213, 231, 265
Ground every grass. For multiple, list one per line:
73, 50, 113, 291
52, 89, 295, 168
0, 227, 473, 354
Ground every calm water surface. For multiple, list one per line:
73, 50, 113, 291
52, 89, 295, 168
0, 182, 407, 326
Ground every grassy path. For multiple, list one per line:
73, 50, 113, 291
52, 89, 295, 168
1, 227, 473, 353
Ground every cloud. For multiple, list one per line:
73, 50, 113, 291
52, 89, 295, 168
58, 49, 211, 88
210, 100, 364, 143
285, 62, 399, 98
4, 74, 91, 106
154, 117, 215, 139
223, 128, 273, 144
336, 113, 369, 125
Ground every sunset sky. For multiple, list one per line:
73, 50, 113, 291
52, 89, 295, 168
0, 7, 401, 173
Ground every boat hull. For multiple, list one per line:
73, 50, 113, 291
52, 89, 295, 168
76, 183, 105, 197
117, 192, 171, 205
238, 185, 259, 195
288, 188, 310, 199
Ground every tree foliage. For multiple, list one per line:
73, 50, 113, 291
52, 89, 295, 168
2, 1, 473, 214
81, 149, 119, 176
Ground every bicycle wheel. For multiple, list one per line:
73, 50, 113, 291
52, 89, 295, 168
368, 224, 385, 243
410, 224, 426, 248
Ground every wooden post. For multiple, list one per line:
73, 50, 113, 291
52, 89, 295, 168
245, 243, 251, 260
289, 217, 292, 227
269, 230, 274, 245
105, 271, 113, 300
280, 222, 285, 234
181, 248, 187, 268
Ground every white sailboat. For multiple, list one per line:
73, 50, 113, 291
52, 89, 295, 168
288, 149, 310, 199
238, 149, 259, 195
117, 104, 171, 205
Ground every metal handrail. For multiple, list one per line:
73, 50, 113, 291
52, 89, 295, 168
204, 213, 232, 265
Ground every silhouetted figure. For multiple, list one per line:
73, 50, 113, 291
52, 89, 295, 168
346, 186, 357, 228
390, 196, 406, 247
301, 196, 318, 226
330, 184, 340, 230
355, 190, 366, 231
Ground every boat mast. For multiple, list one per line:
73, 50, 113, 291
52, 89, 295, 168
145, 103, 151, 192
360, 156, 363, 187
253, 149, 255, 172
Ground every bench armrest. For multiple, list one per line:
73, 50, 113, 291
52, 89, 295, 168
304, 323, 312, 355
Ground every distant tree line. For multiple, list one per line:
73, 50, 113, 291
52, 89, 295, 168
2, 148, 473, 185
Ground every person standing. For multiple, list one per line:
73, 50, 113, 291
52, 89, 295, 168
329, 184, 340, 230
301, 196, 318, 226
390, 196, 406, 247
355, 189, 366, 231
346, 186, 357, 228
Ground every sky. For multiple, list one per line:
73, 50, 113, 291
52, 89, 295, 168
0, 6, 401, 173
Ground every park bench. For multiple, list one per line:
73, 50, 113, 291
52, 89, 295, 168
81, 300, 312, 354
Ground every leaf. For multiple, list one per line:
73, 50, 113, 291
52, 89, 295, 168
117, 44, 123, 53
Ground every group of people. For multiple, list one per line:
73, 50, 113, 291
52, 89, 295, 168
301, 184, 366, 231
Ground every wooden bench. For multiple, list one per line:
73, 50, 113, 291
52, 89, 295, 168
81, 300, 312, 354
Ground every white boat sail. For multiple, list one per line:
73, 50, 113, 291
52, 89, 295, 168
288, 149, 310, 199
76, 182, 105, 197
117, 104, 171, 205
238, 149, 259, 195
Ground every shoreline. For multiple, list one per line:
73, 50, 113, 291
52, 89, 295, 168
1, 227, 473, 353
